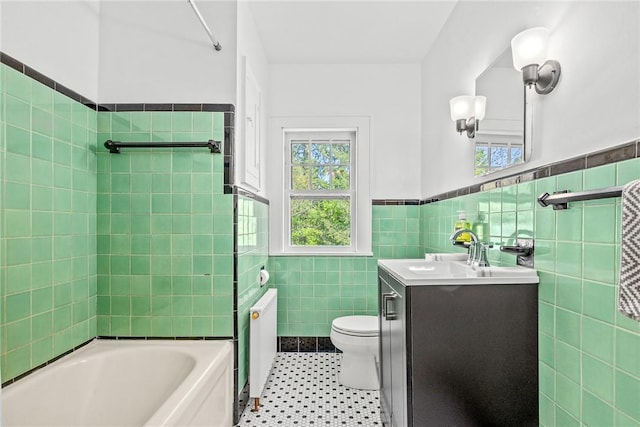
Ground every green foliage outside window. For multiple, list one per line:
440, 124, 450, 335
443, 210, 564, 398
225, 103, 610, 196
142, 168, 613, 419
290, 140, 352, 246
291, 199, 351, 246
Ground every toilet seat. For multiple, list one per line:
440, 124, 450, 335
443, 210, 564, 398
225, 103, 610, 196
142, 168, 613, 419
331, 315, 378, 337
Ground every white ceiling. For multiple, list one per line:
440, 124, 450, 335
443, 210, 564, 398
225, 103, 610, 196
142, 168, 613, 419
246, 1, 458, 64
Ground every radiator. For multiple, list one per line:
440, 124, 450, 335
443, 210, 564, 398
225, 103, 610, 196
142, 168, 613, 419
249, 288, 277, 412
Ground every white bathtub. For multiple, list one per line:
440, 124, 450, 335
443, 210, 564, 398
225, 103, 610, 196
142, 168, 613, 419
1, 339, 233, 427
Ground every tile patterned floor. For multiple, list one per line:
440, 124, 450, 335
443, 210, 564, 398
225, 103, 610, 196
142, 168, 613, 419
238, 352, 381, 426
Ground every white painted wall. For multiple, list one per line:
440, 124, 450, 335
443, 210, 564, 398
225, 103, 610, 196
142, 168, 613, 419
421, 1, 640, 197
236, 1, 269, 194
97, 0, 237, 104
268, 64, 422, 199
0, 0, 100, 101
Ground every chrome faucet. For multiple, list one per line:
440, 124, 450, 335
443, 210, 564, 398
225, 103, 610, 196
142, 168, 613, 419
449, 228, 491, 267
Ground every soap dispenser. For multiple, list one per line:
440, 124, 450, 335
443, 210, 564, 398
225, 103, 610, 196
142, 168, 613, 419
454, 210, 472, 243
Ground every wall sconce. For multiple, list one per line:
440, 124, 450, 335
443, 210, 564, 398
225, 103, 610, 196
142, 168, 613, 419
511, 27, 561, 95
449, 95, 486, 138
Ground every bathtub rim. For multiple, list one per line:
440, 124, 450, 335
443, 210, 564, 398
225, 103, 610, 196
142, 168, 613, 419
2, 338, 234, 427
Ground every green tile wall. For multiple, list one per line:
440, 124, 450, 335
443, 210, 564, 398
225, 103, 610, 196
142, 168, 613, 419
236, 195, 269, 395
95, 111, 233, 337
0, 64, 98, 381
271, 204, 420, 336
420, 158, 640, 426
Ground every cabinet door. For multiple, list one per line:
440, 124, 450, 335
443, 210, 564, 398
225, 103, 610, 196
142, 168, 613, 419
379, 272, 407, 427
388, 280, 406, 427
379, 275, 393, 426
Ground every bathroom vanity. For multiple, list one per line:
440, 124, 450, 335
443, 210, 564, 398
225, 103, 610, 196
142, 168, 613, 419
377, 259, 539, 427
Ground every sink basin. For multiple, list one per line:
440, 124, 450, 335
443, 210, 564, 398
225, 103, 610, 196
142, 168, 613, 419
424, 253, 468, 262
378, 259, 539, 285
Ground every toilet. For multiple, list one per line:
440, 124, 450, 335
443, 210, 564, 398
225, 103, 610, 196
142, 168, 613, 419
330, 315, 380, 390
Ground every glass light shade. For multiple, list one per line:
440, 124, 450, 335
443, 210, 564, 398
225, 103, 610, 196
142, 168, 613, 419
474, 96, 486, 121
511, 27, 550, 70
449, 96, 475, 121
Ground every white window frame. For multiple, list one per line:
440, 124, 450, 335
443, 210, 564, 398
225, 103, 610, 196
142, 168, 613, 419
268, 116, 372, 256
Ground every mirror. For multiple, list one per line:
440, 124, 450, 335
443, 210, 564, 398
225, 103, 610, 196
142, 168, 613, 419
474, 47, 527, 176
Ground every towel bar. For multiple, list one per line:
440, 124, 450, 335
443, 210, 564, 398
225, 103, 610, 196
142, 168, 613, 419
537, 186, 623, 210
104, 140, 221, 154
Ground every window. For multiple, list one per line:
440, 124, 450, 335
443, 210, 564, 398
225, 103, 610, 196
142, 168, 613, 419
474, 137, 524, 176
286, 131, 354, 249
268, 117, 371, 255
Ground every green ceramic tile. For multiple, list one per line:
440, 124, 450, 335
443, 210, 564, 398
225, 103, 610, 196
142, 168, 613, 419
5, 346, 31, 380
556, 341, 580, 382
556, 207, 582, 241
5, 125, 31, 157
111, 113, 131, 133
582, 354, 614, 403
615, 329, 640, 377
582, 317, 614, 363
151, 113, 172, 132
516, 210, 533, 237
582, 280, 615, 323
556, 276, 581, 313
172, 174, 191, 193
534, 239, 556, 273
556, 374, 581, 419
31, 337, 53, 367
535, 209, 556, 240
540, 361, 555, 398
5, 182, 31, 209
33, 107, 54, 137
31, 80, 53, 111
583, 243, 616, 284
615, 370, 640, 422
5, 96, 31, 129
540, 392, 556, 426
556, 308, 580, 347
555, 242, 582, 278
556, 407, 580, 427
582, 390, 614, 427
557, 171, 583, 193
31, 134, 53, 161
193, 114, 213, 132
617, 158, 640, 185
583, 205, 616, 243
616, 410, 640, 427
584, 164, 616, 191
5, 210, 31, 238
501, 212, 516, 238
6, 292, 31, 322
53, 306, 72, 332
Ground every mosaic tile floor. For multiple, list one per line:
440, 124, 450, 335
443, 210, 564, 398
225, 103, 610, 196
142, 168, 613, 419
238, 352, 381, 426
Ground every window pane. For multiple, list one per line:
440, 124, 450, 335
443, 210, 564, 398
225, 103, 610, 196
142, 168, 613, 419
511, 147, 523, 164
311, 166, 331, 189
311, 143, 331, 164
291, 166, 310, 190
332, 143, 350, 164
490, 146, 509, 168
475, 146, 489, 176
290, 198, 351, 246
291, 142, 308, 163
332, 166, 350, 189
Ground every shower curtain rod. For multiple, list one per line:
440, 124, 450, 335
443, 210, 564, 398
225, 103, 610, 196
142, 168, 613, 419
188, 0, 222, 51
104, 140, 222, 154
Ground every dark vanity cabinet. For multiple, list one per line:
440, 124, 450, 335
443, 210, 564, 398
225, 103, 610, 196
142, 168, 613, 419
378, 266, 538, 427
